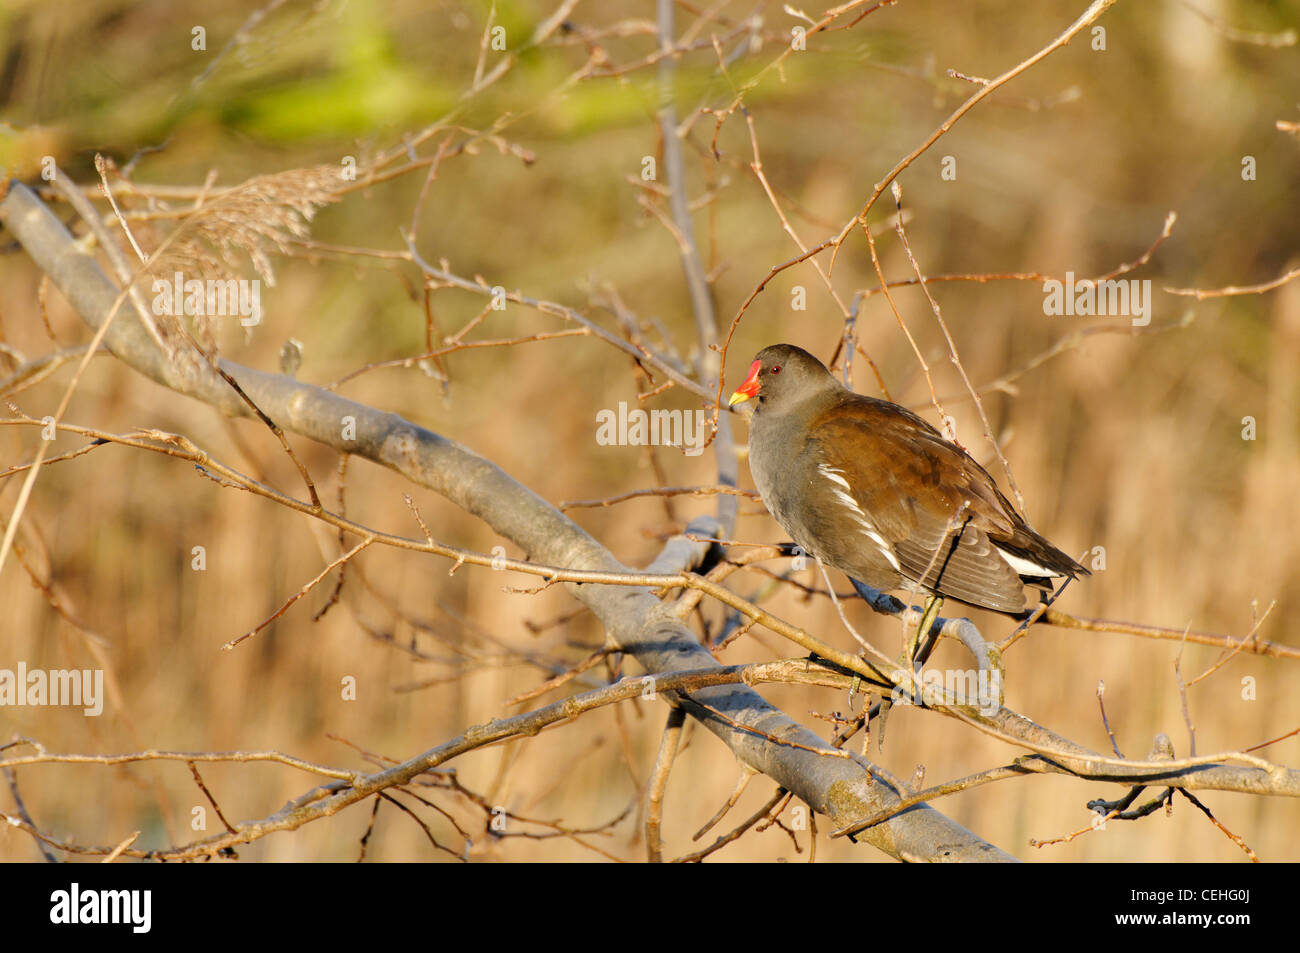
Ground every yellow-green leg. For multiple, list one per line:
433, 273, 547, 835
905, 593, 944, 666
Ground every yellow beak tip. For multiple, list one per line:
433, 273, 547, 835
727, 392, 749, 407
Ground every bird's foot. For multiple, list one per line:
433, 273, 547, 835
896, 602, 1004, 714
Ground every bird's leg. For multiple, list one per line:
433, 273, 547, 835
907, 593, 944, 670
866, 577, 1003, 713
889, 593, 942, 710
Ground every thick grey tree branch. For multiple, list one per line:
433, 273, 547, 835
0, 179, 1012, 861
657, 0, 738, 539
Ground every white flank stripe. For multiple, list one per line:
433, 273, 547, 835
819, 464, 901, 572
818, 464, 851, 491
862, 529, 901, 570
830, 488, 860, 512
997, 547, 1063, 578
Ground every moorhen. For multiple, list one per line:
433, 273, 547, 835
729, 343, 1088, 616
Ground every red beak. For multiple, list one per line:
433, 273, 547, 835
728, 359, 762, 406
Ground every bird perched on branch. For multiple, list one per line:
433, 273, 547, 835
728, 344, 1088, 620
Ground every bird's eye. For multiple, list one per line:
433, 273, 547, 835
770, 365, 781, 374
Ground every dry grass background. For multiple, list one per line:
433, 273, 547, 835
0, 0, 1297, 861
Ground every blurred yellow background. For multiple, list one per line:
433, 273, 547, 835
1, 0, 1297, 861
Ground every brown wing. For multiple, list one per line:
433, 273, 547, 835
807, 397, 1062, 613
